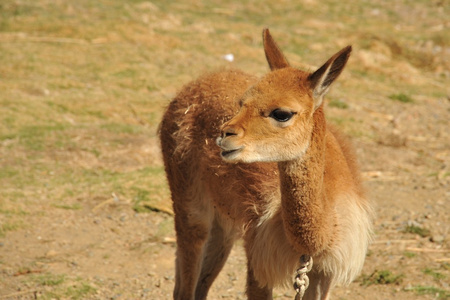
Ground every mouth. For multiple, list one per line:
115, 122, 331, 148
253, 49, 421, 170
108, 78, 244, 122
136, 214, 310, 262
220, 147, 243, 159
221, 149, 238, 156
217, 136, 244, 160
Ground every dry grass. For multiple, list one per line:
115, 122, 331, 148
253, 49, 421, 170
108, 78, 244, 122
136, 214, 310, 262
0, 0, 449, 299
1, 0, 447, 209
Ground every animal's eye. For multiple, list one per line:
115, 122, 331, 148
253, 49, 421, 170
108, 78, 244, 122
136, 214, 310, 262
269, 109, 295, 122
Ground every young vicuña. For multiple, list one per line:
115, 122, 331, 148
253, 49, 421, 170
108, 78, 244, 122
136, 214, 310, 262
159, 29, 373, 300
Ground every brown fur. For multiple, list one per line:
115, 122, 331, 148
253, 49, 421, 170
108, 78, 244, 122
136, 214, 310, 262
159, 29, 373, 300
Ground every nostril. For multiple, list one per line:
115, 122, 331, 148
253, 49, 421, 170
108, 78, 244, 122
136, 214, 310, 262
220, 125, 237, 138
222, 126, 238, 138
225, 131, 237, 137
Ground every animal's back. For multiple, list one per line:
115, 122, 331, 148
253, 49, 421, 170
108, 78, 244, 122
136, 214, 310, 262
159, 69, 280, 223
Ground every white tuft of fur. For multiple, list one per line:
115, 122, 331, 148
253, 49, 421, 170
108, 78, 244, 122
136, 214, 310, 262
316, 193, 374, 286
249, 199, 300, 288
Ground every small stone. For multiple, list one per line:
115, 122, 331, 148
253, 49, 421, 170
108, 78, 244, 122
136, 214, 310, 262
164, 275, 174, 281
162, 237, 176, 244
430, 235, 444, 243
407, 220, 422, 228
45, 250, 58, 257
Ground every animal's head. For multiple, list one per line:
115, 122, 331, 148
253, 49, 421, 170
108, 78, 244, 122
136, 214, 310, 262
216, 29, 351, 163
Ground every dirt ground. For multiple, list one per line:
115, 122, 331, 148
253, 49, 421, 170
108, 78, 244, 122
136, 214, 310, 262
0, 1, 449, 299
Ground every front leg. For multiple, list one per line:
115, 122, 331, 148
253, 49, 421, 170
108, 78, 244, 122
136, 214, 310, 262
246, 264, 273, 300
173, 222, 208, 300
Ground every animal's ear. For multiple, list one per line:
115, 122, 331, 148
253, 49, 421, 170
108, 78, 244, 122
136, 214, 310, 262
263, 28, 290, 70
308, 45, 352, 110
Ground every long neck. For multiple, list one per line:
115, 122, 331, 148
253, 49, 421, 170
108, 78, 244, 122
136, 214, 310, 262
278, 106, 334, 255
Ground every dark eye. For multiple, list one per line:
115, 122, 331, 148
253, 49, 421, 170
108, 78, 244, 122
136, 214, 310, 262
269, 109, 295, 122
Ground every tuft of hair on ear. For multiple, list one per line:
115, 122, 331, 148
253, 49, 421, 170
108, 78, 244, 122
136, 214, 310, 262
262, 28, 290, 70
308, 46, 352, 107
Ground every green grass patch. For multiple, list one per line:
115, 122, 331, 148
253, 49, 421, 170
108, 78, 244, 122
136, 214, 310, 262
403, 251, 416, 258
100, 123, 143, 135
0, 208, 28, 216
388, 93, 414, 103
46, 101, 71, 113
0, 189, 26, 199
29, 274, 97, 300
405, 285, 450, 299
404, 224, 431, 238
113, 68, 138, 78
132, 187, 152, 213
132, 186, 171, 214
0, 221, 22, 237
156, 217, 174, 238
33, 273, 66, 286
327, 116, 346, 126
131, 167, 172, 215
63, 282, 96, 299
441, 263, 450, 271
361, 270, 403, 286
328, 99, 349, 109
15, 124, 70, 151
51, 203, 82, 210
423, 268, 446, 281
